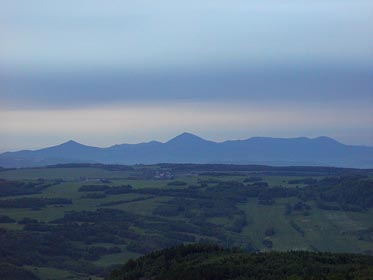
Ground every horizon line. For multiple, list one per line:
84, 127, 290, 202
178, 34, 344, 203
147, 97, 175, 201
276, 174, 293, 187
3, 132, 368, 154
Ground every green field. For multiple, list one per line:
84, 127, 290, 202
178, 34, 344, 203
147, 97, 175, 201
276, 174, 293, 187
0, 164, 372, 279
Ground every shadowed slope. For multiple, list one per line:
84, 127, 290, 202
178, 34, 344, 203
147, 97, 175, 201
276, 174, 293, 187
1, 133, 373, 168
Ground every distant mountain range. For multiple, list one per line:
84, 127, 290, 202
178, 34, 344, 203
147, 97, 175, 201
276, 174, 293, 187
1, 133, 373, 168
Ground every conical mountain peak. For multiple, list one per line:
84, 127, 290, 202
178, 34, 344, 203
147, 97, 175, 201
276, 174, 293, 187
58, 140, 85, 147
166, 132, 208, 144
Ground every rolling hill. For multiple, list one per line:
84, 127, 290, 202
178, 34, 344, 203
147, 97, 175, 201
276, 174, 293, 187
1, 133, 373, 168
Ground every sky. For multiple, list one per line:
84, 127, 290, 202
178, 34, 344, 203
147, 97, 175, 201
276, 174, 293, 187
1, 0, 373, 151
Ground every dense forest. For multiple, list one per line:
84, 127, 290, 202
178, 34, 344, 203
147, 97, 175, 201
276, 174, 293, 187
109, 243, 373, 280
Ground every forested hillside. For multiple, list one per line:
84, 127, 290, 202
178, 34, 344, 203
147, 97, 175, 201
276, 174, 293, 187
109, 243, 373, 280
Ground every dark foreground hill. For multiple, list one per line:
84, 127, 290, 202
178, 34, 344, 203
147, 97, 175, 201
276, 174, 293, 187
1, 133, 373, 168
0, 263, 39, 280
109, 244, 373, 280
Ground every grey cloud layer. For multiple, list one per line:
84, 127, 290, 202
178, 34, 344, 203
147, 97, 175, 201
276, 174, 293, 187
2, 65, 373, 109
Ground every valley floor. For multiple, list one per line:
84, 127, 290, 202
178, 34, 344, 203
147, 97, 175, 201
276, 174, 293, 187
0, 164, 372, 279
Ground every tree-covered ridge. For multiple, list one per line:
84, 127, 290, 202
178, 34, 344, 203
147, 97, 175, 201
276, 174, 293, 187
109, 243, 373, 280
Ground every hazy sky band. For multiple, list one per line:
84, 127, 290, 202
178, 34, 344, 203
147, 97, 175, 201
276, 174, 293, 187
1, 101, 372, 152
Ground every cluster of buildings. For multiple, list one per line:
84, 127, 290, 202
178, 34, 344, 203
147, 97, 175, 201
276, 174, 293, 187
154, 170, 174, 180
